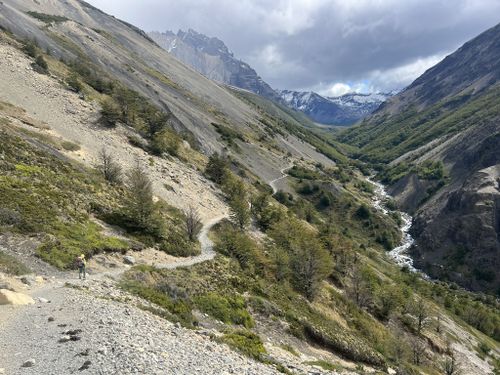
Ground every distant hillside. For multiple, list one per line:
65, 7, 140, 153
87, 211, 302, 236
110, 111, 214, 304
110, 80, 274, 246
339, 22, 500, 294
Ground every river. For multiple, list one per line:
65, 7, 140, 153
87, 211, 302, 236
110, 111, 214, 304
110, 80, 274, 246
367, 177, 423, 275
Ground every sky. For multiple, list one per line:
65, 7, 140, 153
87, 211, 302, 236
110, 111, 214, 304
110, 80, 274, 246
87, 0, 500, 96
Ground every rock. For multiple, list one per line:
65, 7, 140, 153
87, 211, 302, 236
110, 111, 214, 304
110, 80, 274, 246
0, 289, 35, 305
21, 360, 35, 368
79, 360, 92, 371
20, 276, 35, 286
48, 316, 55, 322
123, 255, 136, 265
38, 297, 50, 304
97, 347, 108, 355
58, 335, 72, 343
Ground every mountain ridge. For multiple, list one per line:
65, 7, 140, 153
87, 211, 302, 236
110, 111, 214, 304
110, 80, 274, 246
339, 21, 500, 294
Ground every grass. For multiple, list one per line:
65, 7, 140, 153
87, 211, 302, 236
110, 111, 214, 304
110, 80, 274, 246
0, 251, 30, 275
61, 141, 81, 151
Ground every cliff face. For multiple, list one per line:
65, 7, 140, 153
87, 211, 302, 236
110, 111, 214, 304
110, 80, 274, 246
339, 22, 500, 294
149, 29, 280, 101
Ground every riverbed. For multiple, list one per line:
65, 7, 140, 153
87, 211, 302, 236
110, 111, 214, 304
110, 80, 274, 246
367, 177, 421, 273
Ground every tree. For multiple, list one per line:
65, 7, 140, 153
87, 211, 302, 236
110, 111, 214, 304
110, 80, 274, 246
184, 206, 202, 241
98, 147, 122, 184
225, 176, 250, 230
410, 297, 431, 335
229, 193, 251, 230
348, 264, 377, 308
442, 352, 461, 375
100, 99, 121, 127
205, 153, 228, 185
409, 336, 426, 365
125, 164, 155, 229
289, 232, 332, 300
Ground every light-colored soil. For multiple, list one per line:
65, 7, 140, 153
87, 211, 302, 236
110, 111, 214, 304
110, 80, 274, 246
0, 41, 228, 225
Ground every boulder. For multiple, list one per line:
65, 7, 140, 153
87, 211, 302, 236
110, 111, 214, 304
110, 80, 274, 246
123, 255, 136, 265
0, 289, 35, 305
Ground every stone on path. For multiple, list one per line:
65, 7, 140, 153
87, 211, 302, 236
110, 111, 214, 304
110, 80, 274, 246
123, 255, 136, 265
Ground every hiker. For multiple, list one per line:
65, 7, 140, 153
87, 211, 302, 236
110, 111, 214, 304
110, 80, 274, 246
77, 254, 86, 280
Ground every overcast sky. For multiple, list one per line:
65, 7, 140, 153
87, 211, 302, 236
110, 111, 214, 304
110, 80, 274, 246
87, 0, 500, 96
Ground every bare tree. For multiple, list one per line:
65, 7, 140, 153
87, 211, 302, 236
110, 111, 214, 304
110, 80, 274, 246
184, 206, 202, 241
409, 336, 426, 366
98, 147, 122, 184
442, 351, 461, 375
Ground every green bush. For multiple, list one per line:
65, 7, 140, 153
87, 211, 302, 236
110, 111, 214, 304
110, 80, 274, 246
220, 330, 266, 360
150, 128, 181, 156
66, 73, 83, 93
100, 99, 121, 127
36, 221, 129, 269
195, 293, 254, 328
160, 230, 200, 257
33, 55, 48, 74
120, 280, 195, 327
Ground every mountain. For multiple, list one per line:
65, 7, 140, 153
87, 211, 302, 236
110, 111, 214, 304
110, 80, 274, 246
149, 29, 280, 101
278, 90, 393, 125
339, 22, 500, 294
0, 1, 498, 373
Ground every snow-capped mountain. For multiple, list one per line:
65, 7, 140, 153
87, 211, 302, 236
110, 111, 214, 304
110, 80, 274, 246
278, 90, 395, 125
149, 29, 280, 101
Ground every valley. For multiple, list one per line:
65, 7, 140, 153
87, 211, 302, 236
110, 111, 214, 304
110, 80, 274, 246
0, 1, 498, 374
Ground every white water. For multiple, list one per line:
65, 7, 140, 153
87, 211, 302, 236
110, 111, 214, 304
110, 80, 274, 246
367, 177, 422, 274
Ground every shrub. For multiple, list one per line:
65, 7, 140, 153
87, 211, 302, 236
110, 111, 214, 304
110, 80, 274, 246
195, 293, 254, 328
220, 330, 266, 360
33, 55, 48, 74
214, 227, 257, 269
355, 204, 371, 220
23, 41, 38, 58
120, 280, 195, 327
160, 230, 200, 257
100, 99, 121, 127
0, 251, 30, 275
150, 128, 181, 156
66, 73, 83, 93
205, 153, 229, 185
97, 148, 122, 184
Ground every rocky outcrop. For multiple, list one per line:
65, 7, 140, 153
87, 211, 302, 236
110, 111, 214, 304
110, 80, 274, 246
412, 165, 500, 293
149, 29, 280, 101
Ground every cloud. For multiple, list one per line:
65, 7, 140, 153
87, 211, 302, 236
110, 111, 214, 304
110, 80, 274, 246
87, 0, 500, 93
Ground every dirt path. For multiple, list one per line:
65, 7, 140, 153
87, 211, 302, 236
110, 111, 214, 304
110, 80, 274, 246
269, 166, 292, 194
156, 214, 226, 269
